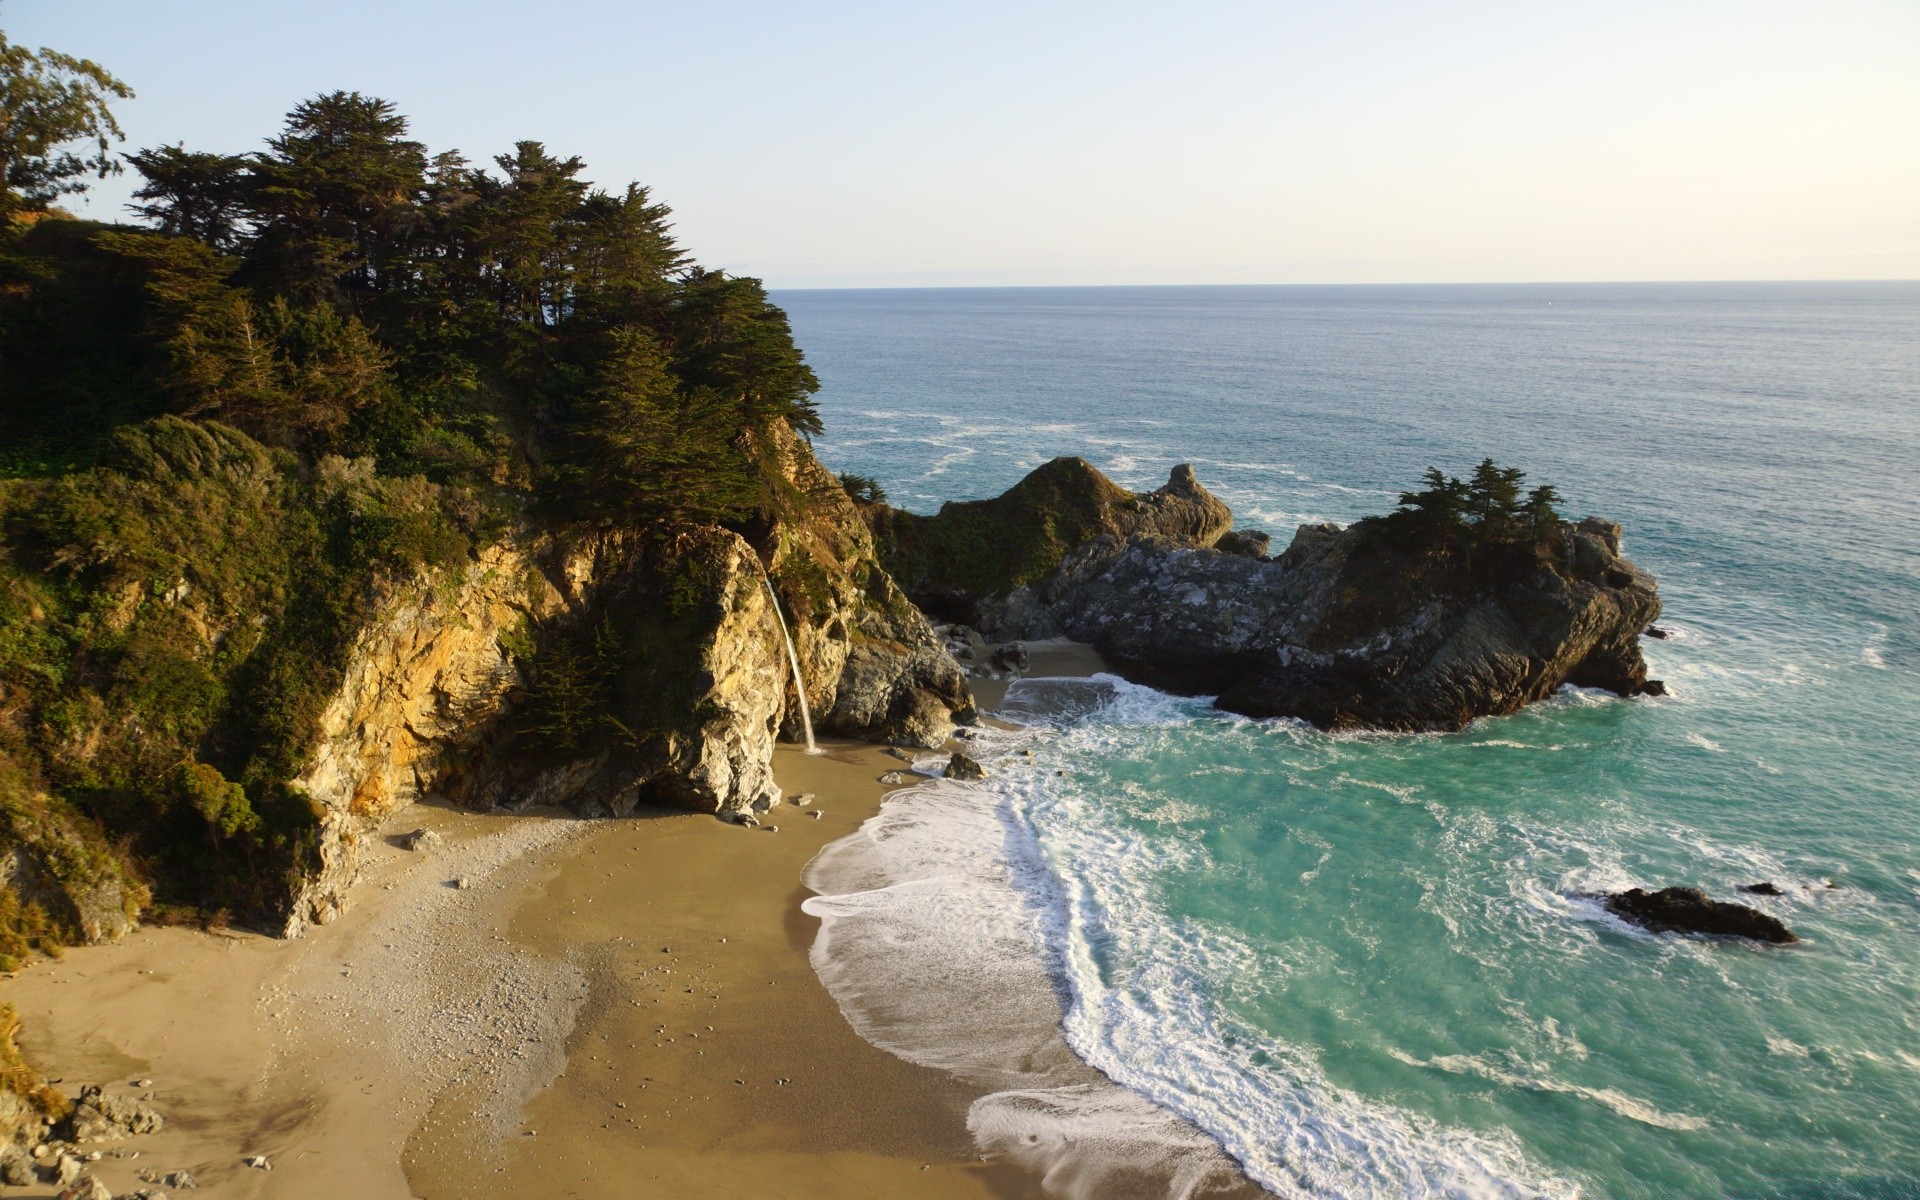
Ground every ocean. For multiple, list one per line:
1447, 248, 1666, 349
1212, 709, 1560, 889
777, 283, 1920, 1199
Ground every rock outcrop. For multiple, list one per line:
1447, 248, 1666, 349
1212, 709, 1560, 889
889, 460, 1662, 732
862, 459, 1233, 625
1599, 887, 1798, 944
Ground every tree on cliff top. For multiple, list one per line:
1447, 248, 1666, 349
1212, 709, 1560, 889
1379, 459, 1564, 562
0, 20, 132, 215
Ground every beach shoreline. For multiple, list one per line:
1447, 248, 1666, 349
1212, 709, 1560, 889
0, 641, 1234, 1200
0, 744, 1023, 1199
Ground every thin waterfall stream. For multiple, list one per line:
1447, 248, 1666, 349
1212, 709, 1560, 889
760, 570, 820, 754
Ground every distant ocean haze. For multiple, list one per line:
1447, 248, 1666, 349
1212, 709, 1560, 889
782, 282, 1920, 1198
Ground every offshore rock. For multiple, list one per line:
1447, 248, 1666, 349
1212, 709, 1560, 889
864, 459, 1232, 625
952, 463, 1661, 732
1600, 887, 1798, 944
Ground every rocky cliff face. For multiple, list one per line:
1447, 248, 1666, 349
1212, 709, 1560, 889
283, 543, 550, 935
283, 423, 972, 934
923, 463, 1662, 732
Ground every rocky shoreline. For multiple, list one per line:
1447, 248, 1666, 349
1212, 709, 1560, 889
870, 457, 1665, 731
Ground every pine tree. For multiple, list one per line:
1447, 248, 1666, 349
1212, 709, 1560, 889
246, 92, 427, 301
127, 145, 251, 250
1465, 458, 1527, 530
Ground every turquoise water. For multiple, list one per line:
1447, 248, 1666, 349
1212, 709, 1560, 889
779, 284, 1920, 1198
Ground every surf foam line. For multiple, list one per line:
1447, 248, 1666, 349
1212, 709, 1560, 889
803, 674, 1576, 1200
801, 722, 1245, 1199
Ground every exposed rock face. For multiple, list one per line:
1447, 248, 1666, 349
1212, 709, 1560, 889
284, 422, 972, 934
286, 543, 548, 934
752, 422, 974, 750
864, 459, 1232, 625
945, 464, 1661, 732
1600, 887, 1798, 944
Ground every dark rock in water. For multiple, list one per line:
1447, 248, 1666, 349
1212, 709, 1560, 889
867, 458, 1663, 732
1738, 882, 1784, 896
1644, 625, 1671, 639
946, 752, 987, 781
1215, 528, 1271, 559
1639, 679, 1668, 696
991, 642, 1030, 672
1602, 887, 1797, 944
976, 515, 1660, 731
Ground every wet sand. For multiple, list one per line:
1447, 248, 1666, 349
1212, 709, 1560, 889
407, 740, 1046, 1199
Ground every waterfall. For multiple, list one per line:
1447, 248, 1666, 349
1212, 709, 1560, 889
760, 569, 820, 754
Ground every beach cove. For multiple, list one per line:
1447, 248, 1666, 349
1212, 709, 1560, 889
2, 641, 1259, 1199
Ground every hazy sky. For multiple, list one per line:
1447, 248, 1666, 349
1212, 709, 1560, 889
9, 1, 1917, 287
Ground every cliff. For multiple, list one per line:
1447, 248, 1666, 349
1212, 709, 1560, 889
2, 416, 972, 942
885, 461, 1663, 732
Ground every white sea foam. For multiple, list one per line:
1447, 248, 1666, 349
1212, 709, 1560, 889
805, 674, 1578, 1200
1685, 732, 1727, 753
1385, 1049, 1708, 1132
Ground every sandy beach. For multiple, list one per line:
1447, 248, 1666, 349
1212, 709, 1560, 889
0, 646, 1146, 1199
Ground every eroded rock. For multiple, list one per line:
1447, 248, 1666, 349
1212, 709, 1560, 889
1600, 887, 1797, 944
946, 752, 987, 781
949, 462, 1661, 732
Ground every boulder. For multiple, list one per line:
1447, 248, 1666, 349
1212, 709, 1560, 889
1737, 882, 1783, 896
0, 1145, 31, 1186
991, 642, 1030, 672
946, 753, 987, 781
398, 828, 441, 853
1600, 887, 1797, 944
56, 1176, 111, 1200
1215, 528, 1271, 559
66, 1085, 163, 1143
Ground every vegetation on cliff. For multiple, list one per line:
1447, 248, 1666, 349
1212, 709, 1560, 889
0, 24, 844, 950
865, 458, 1231, 623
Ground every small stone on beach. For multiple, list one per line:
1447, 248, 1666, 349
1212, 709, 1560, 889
399, 828, 442, 852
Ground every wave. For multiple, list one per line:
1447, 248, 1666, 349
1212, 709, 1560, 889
804, 675, 1577, 1199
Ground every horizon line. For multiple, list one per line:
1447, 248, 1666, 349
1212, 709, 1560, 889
766, 277, 1920, 292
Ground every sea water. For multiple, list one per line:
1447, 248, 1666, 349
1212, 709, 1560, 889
779, 283, 1920, 1199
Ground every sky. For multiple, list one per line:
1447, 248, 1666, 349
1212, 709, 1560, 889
8, 1, 1918, 287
